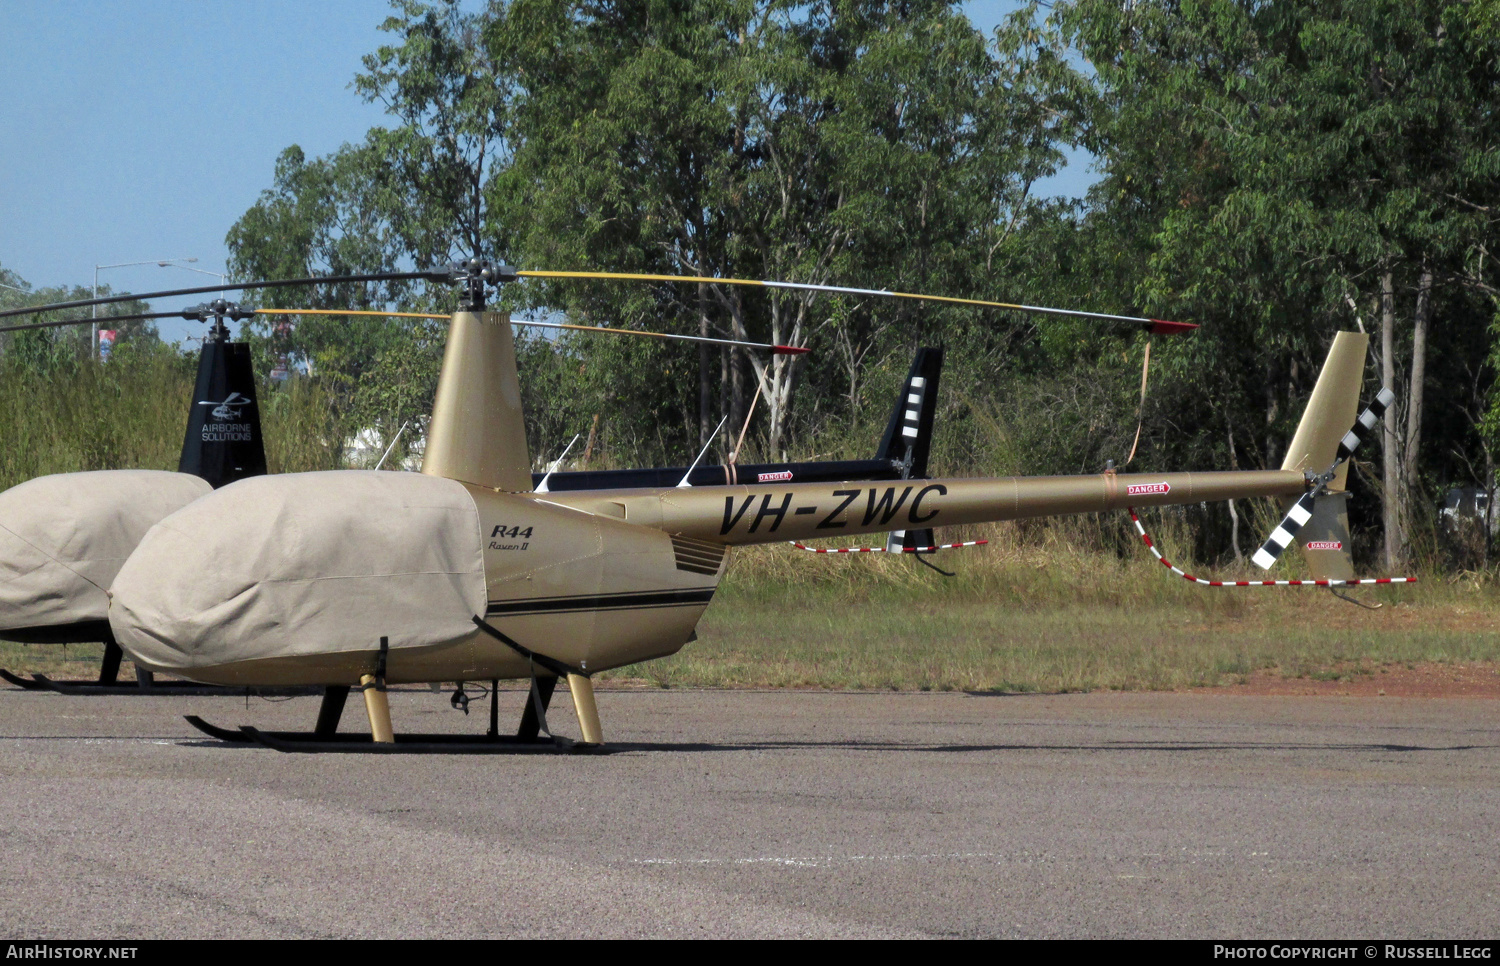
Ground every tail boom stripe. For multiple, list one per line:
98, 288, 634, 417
788, 540, 988, 554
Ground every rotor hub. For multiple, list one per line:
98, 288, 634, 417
180, 299, 256, 341
447, 258, 517, 312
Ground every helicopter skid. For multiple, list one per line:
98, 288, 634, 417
0, 669, 52, 691
182, 716, 604, 754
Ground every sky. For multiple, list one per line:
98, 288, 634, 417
0, 0, 1095, 344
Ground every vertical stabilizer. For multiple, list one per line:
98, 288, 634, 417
179, 341, 267, 488
1281, 331, 1368, 492
1298, 492, 1356, 580
885, 527, 936, 553
875, 347, 943, 477
877, 348, 943, 554
422, 311, 533, 492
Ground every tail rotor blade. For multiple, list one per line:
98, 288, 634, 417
1252, 491, 1318, 570
1336, 387, 1396, 462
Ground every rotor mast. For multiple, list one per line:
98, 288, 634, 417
420, 260, 534, 492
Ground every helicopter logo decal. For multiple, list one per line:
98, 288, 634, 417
197, 392, 256, 443
198, 392, 253, 422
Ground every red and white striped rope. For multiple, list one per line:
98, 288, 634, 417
788, 540, 988, 554
1128, 509, 1414, 587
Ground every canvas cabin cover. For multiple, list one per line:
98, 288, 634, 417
0, 470, 211, 632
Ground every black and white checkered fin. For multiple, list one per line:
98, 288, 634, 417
1336, 387, 1395, 461
901, 379, 925, 442
875, 347, 943, 479
1252, 491, 1318, 570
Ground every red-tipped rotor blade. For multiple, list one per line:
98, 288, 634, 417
516, 269, 1198, 335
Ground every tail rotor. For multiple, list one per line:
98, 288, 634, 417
1251, 387, 1396, 571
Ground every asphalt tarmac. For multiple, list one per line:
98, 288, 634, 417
0, 685, 1494, 939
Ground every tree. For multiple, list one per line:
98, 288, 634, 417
491, 0, 1084, 459
1059, 0, 1500, 566
0, 264, 154, 373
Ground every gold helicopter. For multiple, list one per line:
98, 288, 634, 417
1, 261, 1395, 752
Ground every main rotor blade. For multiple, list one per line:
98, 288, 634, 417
511, 318, 808, 355
515, 270, 1197, 335
256, 308, 810, 355
0, 271, 438, 321
0, 309, 190, 334
3, 264, 1197, 334
257, 308, 449, 321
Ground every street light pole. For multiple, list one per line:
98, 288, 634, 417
92, 257, 198, 360
156, 262, 226, 293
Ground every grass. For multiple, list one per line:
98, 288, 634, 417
0, 351, 193, 489
0, 641, 119, 682
0, 350, 348, 491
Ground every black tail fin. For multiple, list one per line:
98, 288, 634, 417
884, 527, 935, 553
874, 348, 942, 554
874, 347, 943, 479
178, 340, 267, 489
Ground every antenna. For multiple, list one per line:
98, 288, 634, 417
677, 416, 729, 488
534, 434, 582, 493
374, 422, 410, 470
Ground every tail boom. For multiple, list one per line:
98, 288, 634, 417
542, 469, 1307, 546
